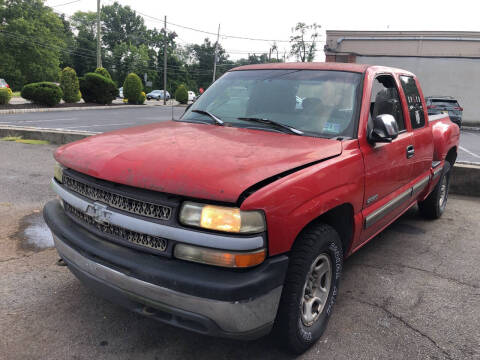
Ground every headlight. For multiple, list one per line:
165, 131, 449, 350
174, 243, 266, 268
54, 161, 65, 183
179, 202, 266, 234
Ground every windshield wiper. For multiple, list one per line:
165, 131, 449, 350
191, 110, 224, 126
237, 117, 304, 135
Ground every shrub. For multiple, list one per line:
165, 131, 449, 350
60, 67, 81, 103
175, 84, 188, 104
79, 73, 118, 104
94, 67, 112, 80
0, 88, 13, 105
21, 82, 63, 107
123, 73, 144, 104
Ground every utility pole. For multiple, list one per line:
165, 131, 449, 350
163, 16, 167, 105
212, 24, 220, 83
96, 0, 102, 68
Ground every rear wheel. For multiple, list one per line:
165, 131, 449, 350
274, 223, 343, 354
418, 162, 451, 219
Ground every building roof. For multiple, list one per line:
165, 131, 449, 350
325, 30, 480, 58
230, 62, 369, 73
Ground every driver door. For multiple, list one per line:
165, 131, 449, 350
360, 74, 414, 241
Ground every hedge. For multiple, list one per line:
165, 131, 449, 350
79, 73, 118, 104
60, 67, 81, 103
94, 67, 112, 80
175, 84, 188, 104
123, 73, 144, 104
21, 82, 63, 107
0, 87, 13, 105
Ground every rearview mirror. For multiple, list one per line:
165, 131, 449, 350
368, 114, 399, 144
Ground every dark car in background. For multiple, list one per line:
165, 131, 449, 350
147, 90, 170, 101
426, 96, 463, 127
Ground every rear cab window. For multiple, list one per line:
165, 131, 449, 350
400, 76, 425, 129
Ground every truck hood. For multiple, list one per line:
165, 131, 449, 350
55, 121, 342, 203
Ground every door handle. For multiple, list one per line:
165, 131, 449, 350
406, 145, 415, 159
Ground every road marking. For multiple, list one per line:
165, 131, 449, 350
0, 118, 77, 124
62, 123, 134, 129
459, 146, 480, 159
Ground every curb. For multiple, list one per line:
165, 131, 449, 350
0, 126, 95, 145
450, 162, 480, 197
462, 126, 480, 132
0, 103, 182, 115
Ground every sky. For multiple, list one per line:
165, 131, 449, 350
46, 0, 480, 61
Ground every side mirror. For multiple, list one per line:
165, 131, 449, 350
368, 114, 399, 144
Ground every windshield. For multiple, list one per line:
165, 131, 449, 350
180, 70, 362, 138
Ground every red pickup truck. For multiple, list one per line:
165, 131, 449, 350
44, 63, 459, 353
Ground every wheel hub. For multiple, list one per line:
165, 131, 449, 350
301, 253, 332, 326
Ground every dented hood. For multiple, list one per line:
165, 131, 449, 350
55, 121, 342, 202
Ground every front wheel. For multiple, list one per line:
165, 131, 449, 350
418, 162, 451, 219
274, 223, 343, 354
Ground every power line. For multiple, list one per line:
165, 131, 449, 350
50, 0, 82, 7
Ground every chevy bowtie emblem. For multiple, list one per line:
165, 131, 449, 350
85, 202, 112, 224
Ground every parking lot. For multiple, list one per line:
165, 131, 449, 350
0, 140, 478, 360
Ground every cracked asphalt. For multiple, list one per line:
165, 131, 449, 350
0, 140, 479, 360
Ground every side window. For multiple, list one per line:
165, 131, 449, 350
370, 75, 405, 131
400, 76, 425, 129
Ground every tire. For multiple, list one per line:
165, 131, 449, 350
273, 223, 343, 354
418, 162, 451, 219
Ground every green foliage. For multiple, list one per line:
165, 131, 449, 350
123, 73, 144, 104
188, 39, 229, 90
95, 67, 112, 80
289, 22, 321, 62
60, 67, 81, 103
70, 11, 98, 76
21, 82, 63, 107
0, 88, 13, 105
138, 91, 146, 105
101, 3, 148, 51
79, 73, 118, 104
175, 84, 188, 104
0, 0, 67, 90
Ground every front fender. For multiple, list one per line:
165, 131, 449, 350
241, 145, 364, 256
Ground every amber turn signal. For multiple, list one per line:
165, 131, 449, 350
174, 244, 266, 268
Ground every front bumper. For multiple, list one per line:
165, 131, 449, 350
44, 200, 288, 339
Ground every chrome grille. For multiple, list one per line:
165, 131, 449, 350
64, 202, 168, 252
62, 174, 172, 221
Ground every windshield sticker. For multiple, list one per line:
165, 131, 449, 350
323, 122, 341, 133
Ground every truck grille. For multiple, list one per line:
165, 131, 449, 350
63, 174, 172, 221
64, 202, 168, 253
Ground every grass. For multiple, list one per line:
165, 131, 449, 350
12, 91, 21, 97
0, 136, 49, 145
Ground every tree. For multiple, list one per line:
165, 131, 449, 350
70, 11, 98, 76
0, 0, 67, 89
289, 22, 321, 62
188, 38, 229, 90
101, 2, 148, 51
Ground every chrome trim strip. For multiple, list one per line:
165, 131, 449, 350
433, 166, 444, 179
51, 179, 264, 251
54, 235, 282, 333
412, 175, 430, 196
365, 188, 411, 229
432, 160, 442, 169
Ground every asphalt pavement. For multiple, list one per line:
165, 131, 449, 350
0, 106, 186, 133
0, 107, 479, 163
0, 140, 479, 360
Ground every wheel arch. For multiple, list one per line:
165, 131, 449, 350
298, 203, 354, 257
445, 146, 457, 165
